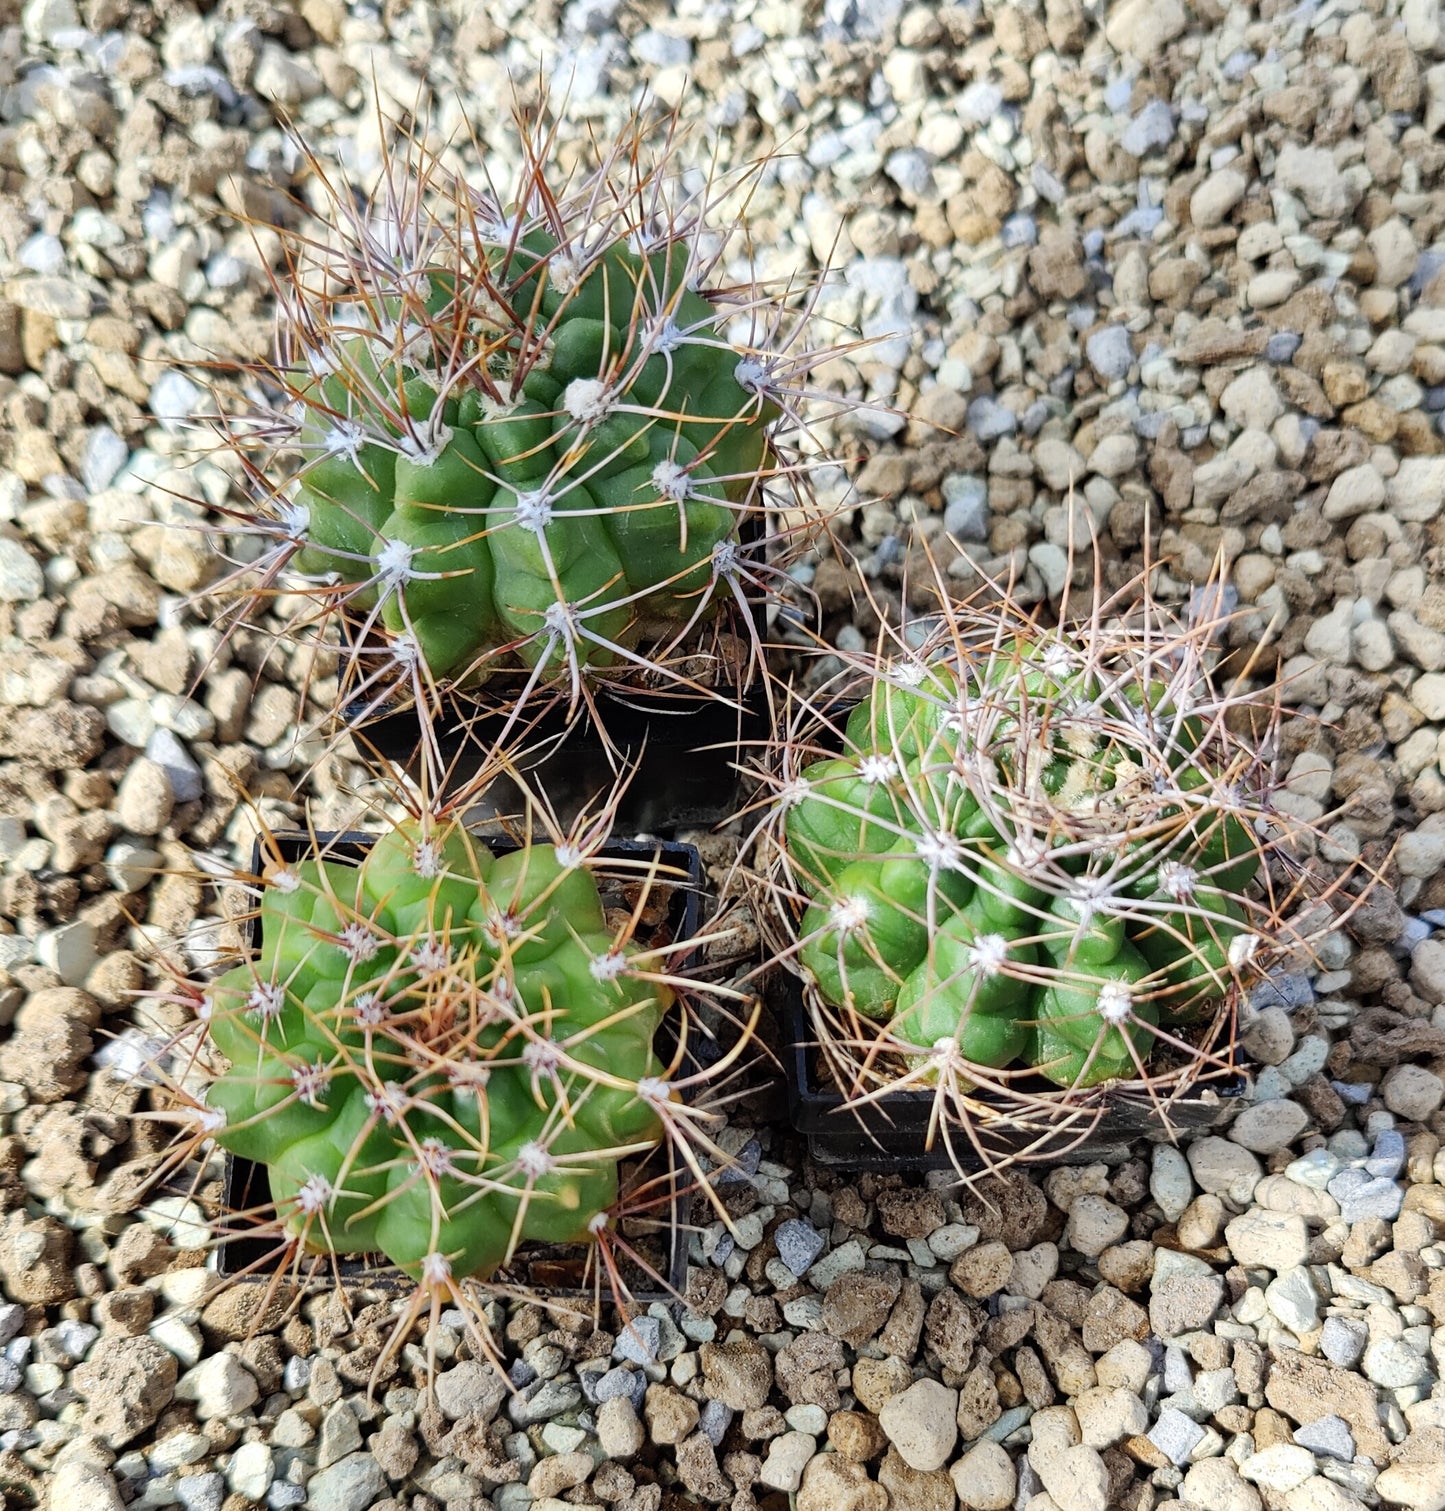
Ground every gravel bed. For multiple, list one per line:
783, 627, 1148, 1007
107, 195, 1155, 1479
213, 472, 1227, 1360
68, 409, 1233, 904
3, 2, 1445, 1511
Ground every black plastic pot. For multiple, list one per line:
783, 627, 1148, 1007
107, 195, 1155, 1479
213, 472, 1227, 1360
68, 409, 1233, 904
776, 974, 1247, 1172
212, 830, 704, 1302
356, 680, 775, 834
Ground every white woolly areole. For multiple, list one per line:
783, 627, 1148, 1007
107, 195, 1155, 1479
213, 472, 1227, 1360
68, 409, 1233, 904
1039, 641, 1074, 679
929, 1035, 958, 1062
967, 934, 1010, 978
589, 950, 628, 982
291, 1062, 328, 1107
398, 420, 453, 468
522, 1039, 561, 1074
1097, 980, 1133, 1025
514, 488, 554, 532
340, 921, 379, 963
516, 1140, 555, 1179
563, 377, 612, 424
915, 831, 967, 873
197, 993, 214, 1023
323, 419, 367, 459
637, 1076, 670, 1104
375, 537, 417, 587
416, 1138, 455, 1177
195, 1105, 225, 1135
447, 1062, 491, 1095
1007, 837, 1050, 877
389, 632, 421, 670
554, 843, 584, 869
780, 777, 812, 809
278, 499, 310, 540
858, 754, 900, 785
542, 600, 580, 639
892, 661, 929, 687
649, 315, 686, 353
352, 992, 385, 1028
270, 868, 301, 894
588, 1210, 610, 1234
711, 539, 740, 576
420, 1252, 452, 1286
651, 459, 693, 502
1228, 932, 1261, 969
412, 839, 443, 878
828, 895, 871, 934
247, 982, 285, 1020
409, 938, 450, 974
366, 1084, 409, 1124
1158, 861, 1197, 901
295, 1173, 334, 1214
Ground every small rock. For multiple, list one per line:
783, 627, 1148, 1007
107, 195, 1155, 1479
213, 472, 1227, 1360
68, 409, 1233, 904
1293, 1416, 1355, 1463
759, 1431, 816, 1492
174, 1353, 259, 1421
305, 1452, 387, 1511
1231, 1099, 1310, 1154
775, 1218, 826, 1276
950, 1439, 1015, 1511
597, 1396, 644, 1459
1150, 1406, 1207, 1466
877, 1379, 958, 1472
114, 758, 174, 837
1224, 1210, 1309, 1270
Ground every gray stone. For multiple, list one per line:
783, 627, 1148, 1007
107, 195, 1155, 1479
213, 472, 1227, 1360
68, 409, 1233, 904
1149, 1406, 1206, 1466
174, 1354, 258, 1421
1085, 325, 1134, 380
1293, 1416, 1354, 1462
774, 1218, 826, 1278
942, 474, 989, 542
613, 1316, 661, 1365
0, 539, 43, 602
1120, 99, 1175, 156
1320, 1316, 1368, 1369
1326, 1170, 1403, 1224
435, 1360, 506, 1422
175, 1472, 224, 1511
305, 1452, 386, 1511
144, 728, 204, 803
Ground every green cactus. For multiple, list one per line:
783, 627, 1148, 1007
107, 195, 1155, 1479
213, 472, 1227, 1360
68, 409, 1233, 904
211, 119, 830, 734
199, 818, 678, 1282
772, 610, 1279, 1092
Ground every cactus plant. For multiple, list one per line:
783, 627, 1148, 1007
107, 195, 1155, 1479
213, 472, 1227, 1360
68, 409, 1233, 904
151, 787, 756, 1375
754, 566, 1340, 1160
206, 107, 833, 772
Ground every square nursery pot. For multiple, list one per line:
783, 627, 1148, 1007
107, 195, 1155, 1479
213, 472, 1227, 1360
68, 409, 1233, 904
775, 973, 1248, 1173
355, 679, 774, 835
343, 522, 777, 834
211, 830, 705, 1303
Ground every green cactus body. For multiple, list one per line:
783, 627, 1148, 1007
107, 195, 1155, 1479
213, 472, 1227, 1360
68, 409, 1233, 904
248, 173, 795, 697
201, 821, 674, 1281
798, 854, 973, 1019
780, 622, 1270, 1092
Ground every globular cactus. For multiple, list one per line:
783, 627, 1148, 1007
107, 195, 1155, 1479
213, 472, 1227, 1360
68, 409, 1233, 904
209, 110, 828, 745
151, 794, 753, 1362
760, 576, 1318, 1118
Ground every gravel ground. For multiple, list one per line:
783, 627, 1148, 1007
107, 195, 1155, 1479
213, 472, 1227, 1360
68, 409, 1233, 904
4, 2, 1445, 1511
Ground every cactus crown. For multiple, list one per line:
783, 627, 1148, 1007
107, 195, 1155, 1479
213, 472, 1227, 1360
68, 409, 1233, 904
758, 569, 1322, 1132
208, 108, 831, 750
